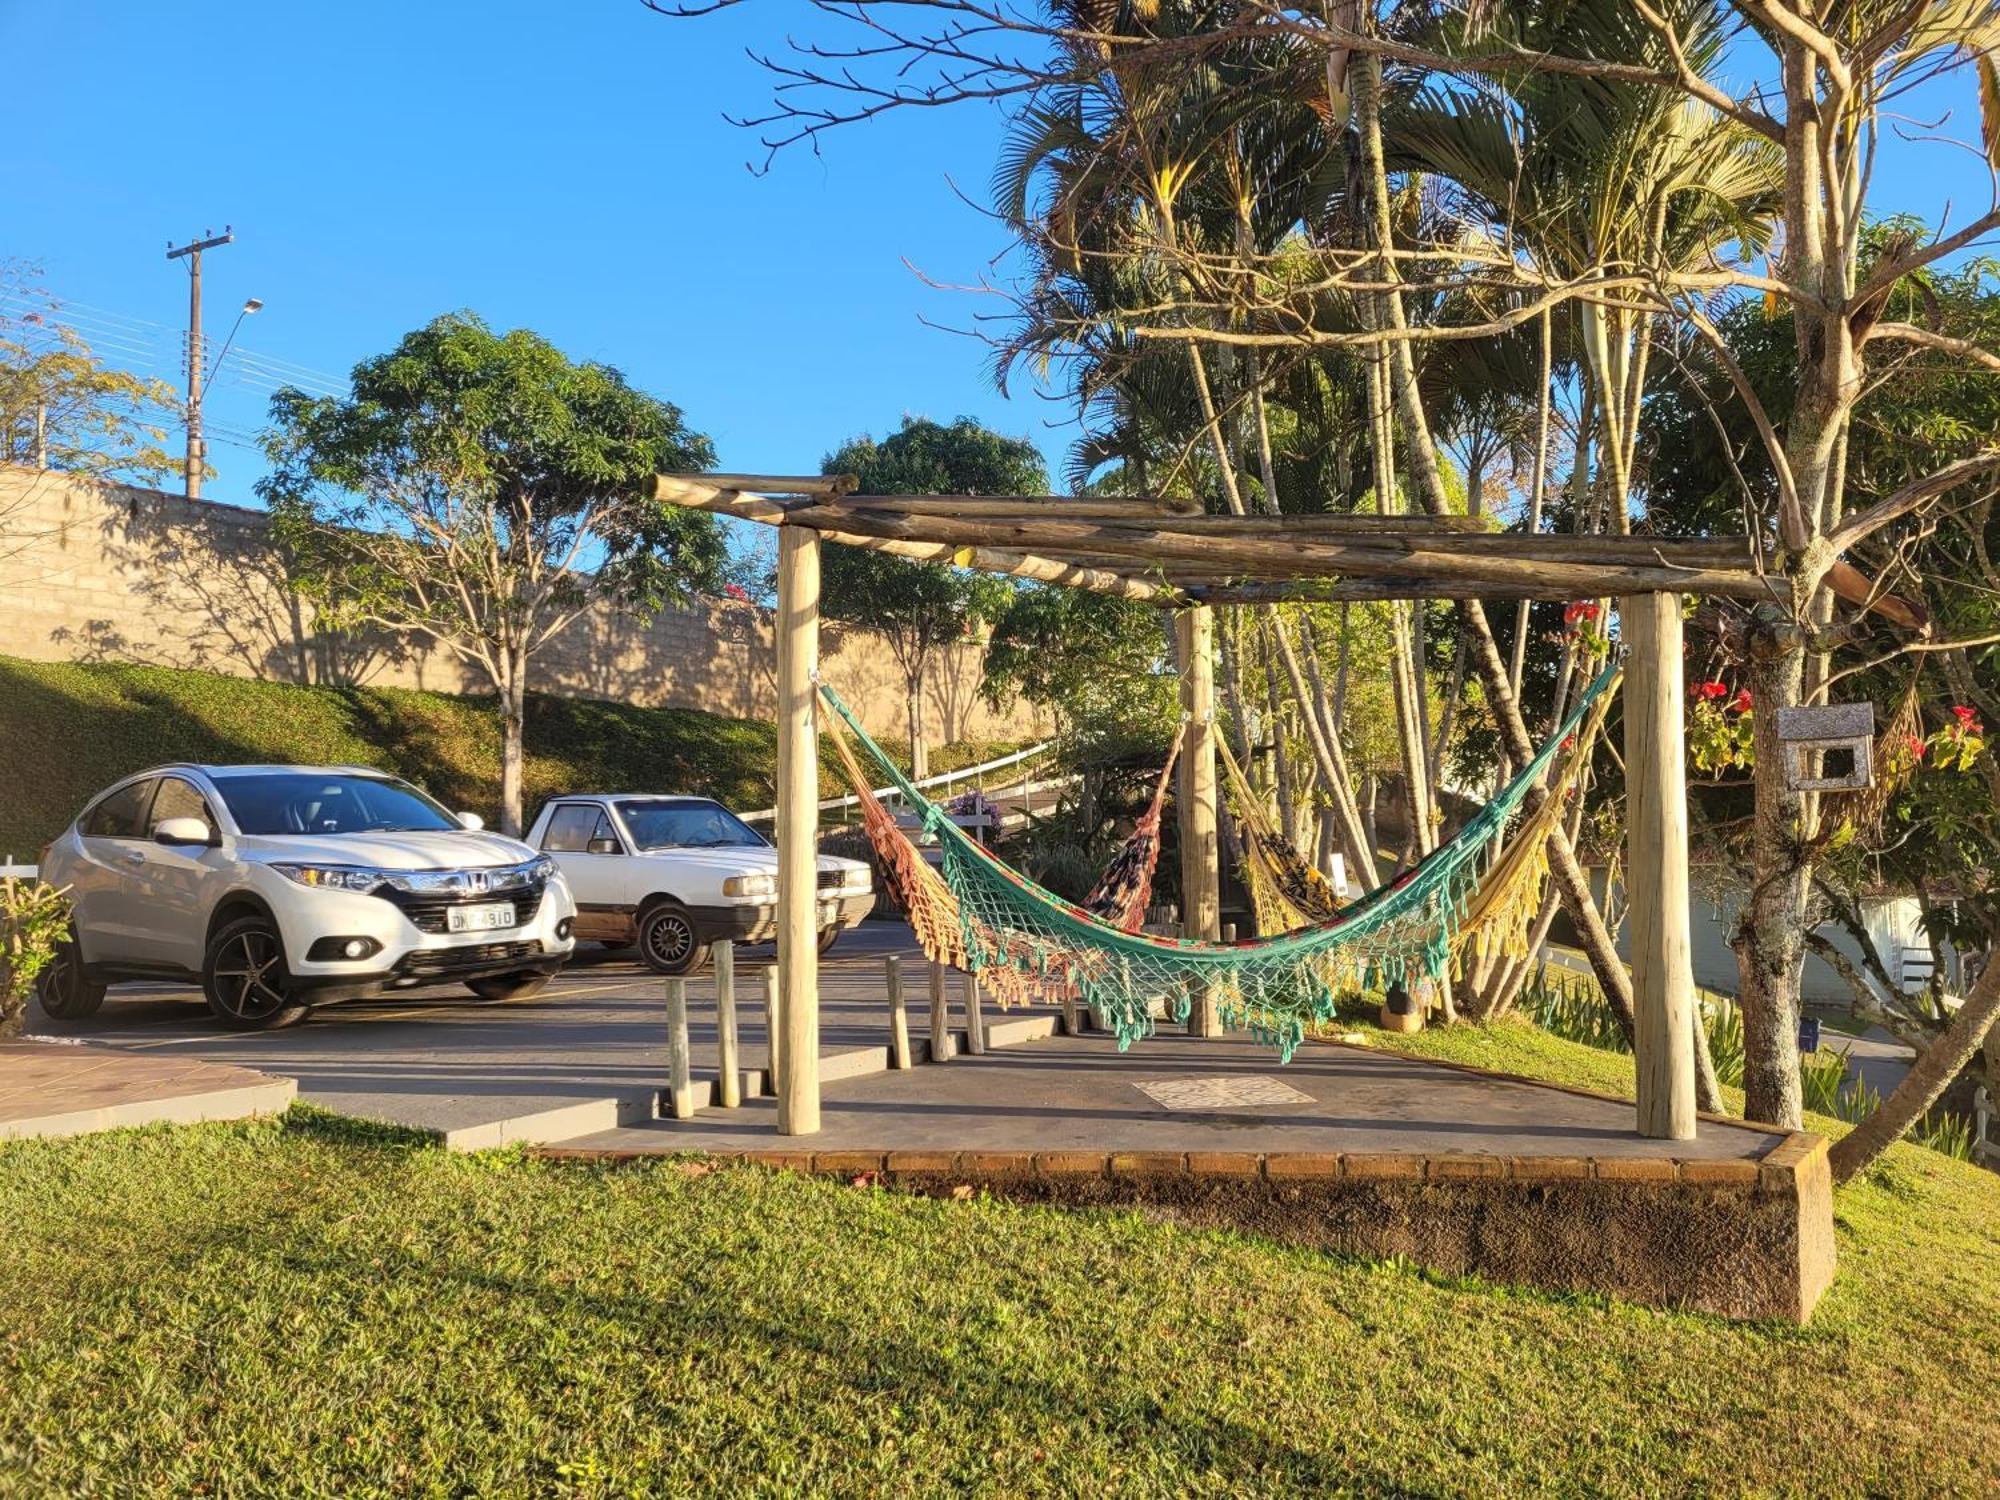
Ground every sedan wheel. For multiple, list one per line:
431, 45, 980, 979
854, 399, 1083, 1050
35, 935, 107, 1020
637, 903, 708, 976
202, 917, 312, 1031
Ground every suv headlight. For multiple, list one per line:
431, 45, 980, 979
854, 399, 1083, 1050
271, 864, 383, 893
840, 865, 872, 890
722, 873, 776, 899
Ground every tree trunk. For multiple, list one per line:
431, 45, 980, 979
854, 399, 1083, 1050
1352, 45, 1636, 1042
1733, 630, 1813, 1127
906, 664, 929, 785
499, 655, 528, 838
1829, 951, 2000, 1183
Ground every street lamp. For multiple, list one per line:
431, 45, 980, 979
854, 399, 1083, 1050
205, 297, 263, 384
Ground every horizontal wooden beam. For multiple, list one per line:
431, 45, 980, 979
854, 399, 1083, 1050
776, 504, 1774, 600
829, 504, 1754, 567
1183, 578, 1626, 604
648, 473, 1772, 602
676, 472, 858, 497
836, 492, 1204, 519
647, 476, 1181, 603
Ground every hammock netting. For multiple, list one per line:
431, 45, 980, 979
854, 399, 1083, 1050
818, 657, 1621, 1062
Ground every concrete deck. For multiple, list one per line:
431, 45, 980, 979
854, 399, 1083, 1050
0, 1039, 295, 1140
545, 1033, 1834, 1323
556, 1028, 1781, 1161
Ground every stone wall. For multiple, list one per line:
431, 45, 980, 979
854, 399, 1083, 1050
0, 466, 1046, 742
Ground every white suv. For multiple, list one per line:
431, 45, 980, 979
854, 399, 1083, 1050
526, 793, 872, 975
36, 765, 577, 1030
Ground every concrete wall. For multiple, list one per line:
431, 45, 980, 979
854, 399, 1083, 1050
0, 466, 1046, 743
1560, 867, 1942, 1005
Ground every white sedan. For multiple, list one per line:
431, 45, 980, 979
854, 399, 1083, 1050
525, 794, 873, 975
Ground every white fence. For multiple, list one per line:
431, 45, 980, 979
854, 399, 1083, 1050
739, 740, 1059, 826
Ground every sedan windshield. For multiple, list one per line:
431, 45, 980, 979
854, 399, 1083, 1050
617, 799, 766, 851
216, 773, 461, 837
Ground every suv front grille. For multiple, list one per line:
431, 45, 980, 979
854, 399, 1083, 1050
393, 940, 543, 976
384, 881, 546, 935
818, 869, 844, 890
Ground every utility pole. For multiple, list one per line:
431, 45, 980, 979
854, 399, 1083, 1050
165, 226, 233, 500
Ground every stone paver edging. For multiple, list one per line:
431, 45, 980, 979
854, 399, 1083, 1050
536, 1131, 1835, 1323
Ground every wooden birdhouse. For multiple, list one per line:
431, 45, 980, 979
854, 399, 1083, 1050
1774, 703, 1875, 791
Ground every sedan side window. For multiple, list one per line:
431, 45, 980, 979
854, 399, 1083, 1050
148, 776, 217, 836
82, 779, 157, 839
540, 804, 602, 853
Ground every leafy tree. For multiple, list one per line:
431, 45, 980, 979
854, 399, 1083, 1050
984, 584, 1176, 768
1644, 238, 2000, 1110
260, 312, 723, 834
820, 416, 1045, 780
0, 264, 178, 499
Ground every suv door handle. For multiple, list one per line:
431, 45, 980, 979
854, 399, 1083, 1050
120, 851, 146, 866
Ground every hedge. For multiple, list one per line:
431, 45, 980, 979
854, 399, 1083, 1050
0, 656, 1022, 854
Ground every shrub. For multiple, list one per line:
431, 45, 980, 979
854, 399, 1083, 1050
1023, 842, 1101, 904
0, 876, 69, 1038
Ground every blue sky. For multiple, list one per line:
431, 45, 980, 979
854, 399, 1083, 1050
4, 1, 1051, 502
6, 3, 1991, 509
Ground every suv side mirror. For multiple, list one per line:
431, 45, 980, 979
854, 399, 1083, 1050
457, 812, 485, 831
155, 816, 216, 848
586, 836, 620, 855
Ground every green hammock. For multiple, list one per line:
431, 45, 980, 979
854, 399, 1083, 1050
818, 657, 1620, 1061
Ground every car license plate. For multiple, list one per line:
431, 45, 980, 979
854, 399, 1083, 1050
448, 901, 516, 933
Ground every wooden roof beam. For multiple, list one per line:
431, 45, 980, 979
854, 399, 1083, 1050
770, 504, 1776, 601
646, 476, 1183, 604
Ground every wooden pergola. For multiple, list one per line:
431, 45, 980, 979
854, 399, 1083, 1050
650, 472, 1773, 1142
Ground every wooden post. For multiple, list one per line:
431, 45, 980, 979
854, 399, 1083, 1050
1176, 605, 1223, 1036
929, 959, 952, 1062
885, 954, 912, 1069
664, 977, 695, 1121
714, 940, 741, 1108
1623, 593, 1697, 1140
761, 963, 782, 1098
964, 970, 986, 1055
775, 525, 822, 1134
1059, 991, 1080, 1037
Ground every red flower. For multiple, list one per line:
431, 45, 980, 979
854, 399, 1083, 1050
1906, 735, 1928, 762
1563, 602, 1601, 626
1951, 704, 1981, 730
723, 582, 750, 602
1696, 681, 1728, 701
1728, 688, 1753, 714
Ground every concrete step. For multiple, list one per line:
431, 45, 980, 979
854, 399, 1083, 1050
435, 1013, 1065, 1150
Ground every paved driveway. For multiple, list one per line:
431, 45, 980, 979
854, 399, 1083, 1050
28, 921, 959, 1145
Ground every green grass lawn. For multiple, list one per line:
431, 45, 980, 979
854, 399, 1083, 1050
2, 1020, 1996, 1497
0, 655, 1024, 854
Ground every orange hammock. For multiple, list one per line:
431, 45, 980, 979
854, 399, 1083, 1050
1080, 722, 1186, 932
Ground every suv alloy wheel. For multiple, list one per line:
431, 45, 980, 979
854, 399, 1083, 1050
35, 931, 108, 1020
202, 915, 313, 1030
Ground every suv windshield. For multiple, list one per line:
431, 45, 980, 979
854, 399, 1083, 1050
616, 799, 766, 851
216, 773, 461, 837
